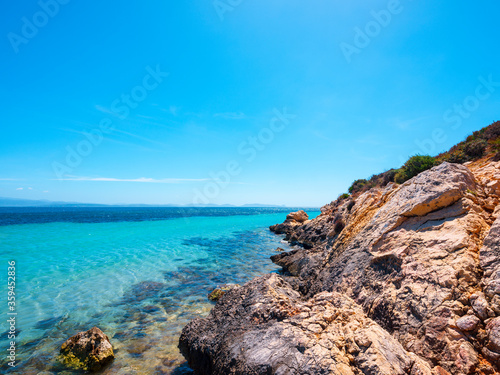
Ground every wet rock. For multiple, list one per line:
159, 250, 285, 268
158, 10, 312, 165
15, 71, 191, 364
60, 327, 114, 372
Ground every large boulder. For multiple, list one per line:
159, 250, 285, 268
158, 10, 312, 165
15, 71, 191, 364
270, 210, 309, 236
286, 210, 309, 223
180, 274, 432, 375
60, 327, 114, 372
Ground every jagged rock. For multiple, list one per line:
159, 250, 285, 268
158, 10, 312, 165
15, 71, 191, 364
60, 327, 114, 372
286, 210, 309, 223
470, 292, 494, 320
456, 315, 481, 332
486, 318, 500, 352
180, 274, 432, 375
270, 210, 310, 237
181, 161, 500, 374
480, 215, 500, 315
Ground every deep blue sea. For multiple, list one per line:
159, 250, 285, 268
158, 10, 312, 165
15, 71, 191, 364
0, 207, 319, 374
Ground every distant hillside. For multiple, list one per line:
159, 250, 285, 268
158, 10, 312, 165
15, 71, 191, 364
0, 197, 107, 207
0, 197, 292, 208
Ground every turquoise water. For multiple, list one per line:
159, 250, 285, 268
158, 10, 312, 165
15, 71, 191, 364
0, 208, 319, 374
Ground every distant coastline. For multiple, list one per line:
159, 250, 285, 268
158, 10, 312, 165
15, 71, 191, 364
0, 196, 315, 209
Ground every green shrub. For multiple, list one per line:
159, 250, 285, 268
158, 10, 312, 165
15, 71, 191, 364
394, 169, 406, 184
395, 155, 436, 184
442, 150, 468, 164
338, 193, 350, 200
484, 121, 500, 140
382, 169, 398, 185
492, 139, 500, 152
464, 139, 487, 158
348, 179, 370, 194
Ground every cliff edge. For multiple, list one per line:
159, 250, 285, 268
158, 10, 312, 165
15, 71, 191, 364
180, 158, 500, 375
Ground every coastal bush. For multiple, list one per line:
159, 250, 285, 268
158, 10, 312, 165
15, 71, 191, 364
338, 193, 350, 200
348, 179, 368, 194
394, 169, 406, 184
382, 169, 398, 185
443, 150, 468, 164
344, 121, 499, 197
492, 139, 500, 152
484, 121, 500, 140
464, 139, 487, 158
395, 155, 436, 184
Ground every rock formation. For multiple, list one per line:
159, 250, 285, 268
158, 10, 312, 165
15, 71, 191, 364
269, 210, 310, 235
180, 159, 500, 375
60, 326, 114, 372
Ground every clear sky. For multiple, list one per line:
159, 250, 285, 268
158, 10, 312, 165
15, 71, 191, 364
1, 1, 499, 206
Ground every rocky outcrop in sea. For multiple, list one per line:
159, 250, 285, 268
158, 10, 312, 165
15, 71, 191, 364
180, 159, 500, 375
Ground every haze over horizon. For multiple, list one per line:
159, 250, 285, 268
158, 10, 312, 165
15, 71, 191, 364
1, 1, 500, 206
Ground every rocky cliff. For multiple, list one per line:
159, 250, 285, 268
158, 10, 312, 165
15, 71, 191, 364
180, 158, 500, 375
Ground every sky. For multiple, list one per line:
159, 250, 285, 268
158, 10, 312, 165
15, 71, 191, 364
1, 1, 499, 207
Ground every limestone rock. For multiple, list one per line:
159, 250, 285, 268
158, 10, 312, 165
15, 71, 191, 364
180, 274, 432, 375
181, 160, 500, 375
60, 327, 114, 372
270, 210, 309, 236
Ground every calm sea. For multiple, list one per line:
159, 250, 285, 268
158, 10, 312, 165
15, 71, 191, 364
0, 207, 319, 374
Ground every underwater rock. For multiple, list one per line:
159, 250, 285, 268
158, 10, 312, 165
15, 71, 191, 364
207, 284, 240, 302
60, 327, 114, 372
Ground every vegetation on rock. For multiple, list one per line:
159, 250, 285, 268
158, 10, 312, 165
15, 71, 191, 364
346, 121, 500, 196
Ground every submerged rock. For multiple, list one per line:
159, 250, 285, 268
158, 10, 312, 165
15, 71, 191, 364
207, 284, 240, 302
181, 160, 500, 374
60, 327, 114, 372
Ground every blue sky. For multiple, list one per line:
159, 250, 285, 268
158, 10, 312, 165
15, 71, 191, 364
1, 1, 499, 206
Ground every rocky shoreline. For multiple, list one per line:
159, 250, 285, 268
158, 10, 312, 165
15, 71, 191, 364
179, 159, 500, 374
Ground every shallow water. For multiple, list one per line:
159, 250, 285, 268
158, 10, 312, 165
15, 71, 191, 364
0, 207, 319, 374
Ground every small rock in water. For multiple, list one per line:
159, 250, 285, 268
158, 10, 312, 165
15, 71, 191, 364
286, 210, 309, 223
60, 327, 114, 372
208, 284, 240, 302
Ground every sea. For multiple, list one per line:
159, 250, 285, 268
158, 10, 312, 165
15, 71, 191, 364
0, 207, 319, 374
